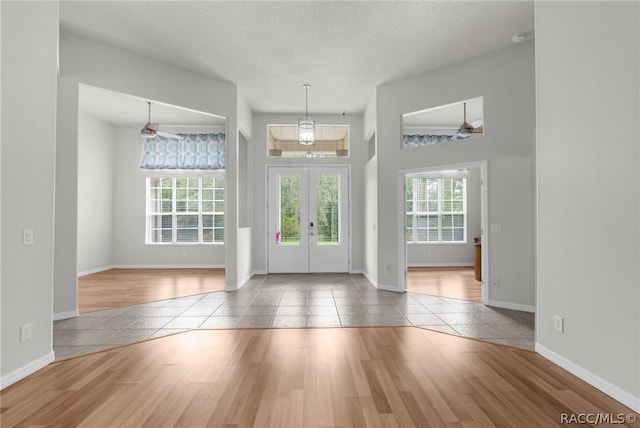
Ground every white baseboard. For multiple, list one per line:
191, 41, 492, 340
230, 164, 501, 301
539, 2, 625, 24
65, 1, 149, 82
53, 309, 79, 321
487, 299, 535, 313
77, 265, 114, 277
234, 270, 257, 291
407, 262, 474, 268
112, 264, 225, 269
1, 351, 55, 390
78, 264, 225, 277
536, 343, 640, 413
362, 271, 377, 288
376, 283, 404, 293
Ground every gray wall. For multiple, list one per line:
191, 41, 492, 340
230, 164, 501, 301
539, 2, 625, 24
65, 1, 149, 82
363, 97, 378, 285
77, 111, 226, 273
55, 31, 240, 316
251, 113, 365, 274
407, 167, 481, 266
111, 126, 225, 267
1, 1, 58, 385
372, 41, 536, 311
77, 111, 115, 274
535, 2, 639, 410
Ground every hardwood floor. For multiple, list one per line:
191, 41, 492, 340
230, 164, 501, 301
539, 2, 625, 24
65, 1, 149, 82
2, 327, 636, 427
79, 267, 477, 315
78, 268, 225, 313
407, 266, 482, 303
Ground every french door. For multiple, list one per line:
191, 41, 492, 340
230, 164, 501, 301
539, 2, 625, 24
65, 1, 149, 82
268, 166, 349, 273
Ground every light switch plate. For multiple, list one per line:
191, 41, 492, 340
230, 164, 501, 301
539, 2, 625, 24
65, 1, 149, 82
22, 229, 34, 245
553, 315, 564, 333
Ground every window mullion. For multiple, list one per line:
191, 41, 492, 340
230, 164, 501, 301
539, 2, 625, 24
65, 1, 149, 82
173, 177, 178, 244
411, 178, 420, 242
437, 178, 443, 243
198, 178, 203, 244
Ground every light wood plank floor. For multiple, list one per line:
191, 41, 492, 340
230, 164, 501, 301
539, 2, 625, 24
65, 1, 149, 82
78, 268, 225, 314
407, 266, 482, 303
3, 327, 636, 427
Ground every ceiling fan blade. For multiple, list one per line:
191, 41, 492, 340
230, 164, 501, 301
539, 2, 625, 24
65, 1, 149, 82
470, 119, 483, 129
472, 126, 484, 134
156, 130, 184, 140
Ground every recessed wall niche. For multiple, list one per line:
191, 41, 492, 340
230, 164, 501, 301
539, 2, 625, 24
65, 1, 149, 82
402, 97, 483, 149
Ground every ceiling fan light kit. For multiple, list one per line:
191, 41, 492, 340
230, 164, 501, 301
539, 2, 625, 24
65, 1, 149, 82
140, 101, 183, 140
298, 84, 315, 146
457, 102, 478, 138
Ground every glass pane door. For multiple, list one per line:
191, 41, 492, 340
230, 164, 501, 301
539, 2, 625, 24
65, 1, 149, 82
268, 168, 309, 273
277, 174, 301, 246
268, 166, 349, 273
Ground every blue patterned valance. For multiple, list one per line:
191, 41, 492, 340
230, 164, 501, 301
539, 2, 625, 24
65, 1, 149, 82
140, 133, 226, 170
402, 133, 469, 149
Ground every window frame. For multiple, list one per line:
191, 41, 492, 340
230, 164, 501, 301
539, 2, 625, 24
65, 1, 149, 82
405, 177, 467, 244
267, 124, 350, 158
145, 174, 224, 245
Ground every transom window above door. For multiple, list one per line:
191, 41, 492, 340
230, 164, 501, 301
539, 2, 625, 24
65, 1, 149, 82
267, 125, 350, 158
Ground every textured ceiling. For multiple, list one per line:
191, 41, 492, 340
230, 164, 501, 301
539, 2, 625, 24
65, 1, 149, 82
79, 84, 226, 128
61, 1, 534, 118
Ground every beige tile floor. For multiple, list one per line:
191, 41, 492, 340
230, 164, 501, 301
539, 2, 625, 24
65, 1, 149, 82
54, 273, 534, 360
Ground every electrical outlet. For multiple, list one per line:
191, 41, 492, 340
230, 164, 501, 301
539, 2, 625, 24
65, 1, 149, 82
20, 323, 32, 342
553, 315, 564, 333
490, 224, 501, 233
491, 276, 500, 287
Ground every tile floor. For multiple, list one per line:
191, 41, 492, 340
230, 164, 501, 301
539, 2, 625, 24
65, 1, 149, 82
54, 273, 534, 360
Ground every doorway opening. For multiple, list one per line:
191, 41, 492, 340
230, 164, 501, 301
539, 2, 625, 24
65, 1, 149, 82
76, 84, 227, 313
267, 166, 350, 273
401, 161, 488, 304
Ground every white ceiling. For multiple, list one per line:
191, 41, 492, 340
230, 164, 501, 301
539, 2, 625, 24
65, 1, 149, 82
61, 1, 534, 122
402, 96, 483, 128
79, 84, 226, 128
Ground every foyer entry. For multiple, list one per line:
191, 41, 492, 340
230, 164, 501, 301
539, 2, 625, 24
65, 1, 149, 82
268, 166, 349, 273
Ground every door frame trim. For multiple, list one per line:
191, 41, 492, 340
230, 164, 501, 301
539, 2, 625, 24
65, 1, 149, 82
397, 160, 488, 303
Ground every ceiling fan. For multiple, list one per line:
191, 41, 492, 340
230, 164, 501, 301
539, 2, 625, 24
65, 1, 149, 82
457, 102, 483, 138
140, 101, 183, 140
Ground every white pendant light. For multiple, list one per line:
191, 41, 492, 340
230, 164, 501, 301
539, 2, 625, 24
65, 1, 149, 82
298, 84, 315, 145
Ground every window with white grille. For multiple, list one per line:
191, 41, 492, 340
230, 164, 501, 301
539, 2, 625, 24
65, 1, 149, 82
405, 177, 466, 243
146, 176, 224, 244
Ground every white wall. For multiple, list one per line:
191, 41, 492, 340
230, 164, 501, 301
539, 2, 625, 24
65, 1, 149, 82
407, 167, 481, 266
535, 2, 639, 411
1, 1, 58, 387
55, 31, 240, 315
250, 113, 365, 274
376, 41, 536, 310
77, 111, 115, 274
110, 126, 225, 267
363, 96, 378, 285
78, 102, 227, 274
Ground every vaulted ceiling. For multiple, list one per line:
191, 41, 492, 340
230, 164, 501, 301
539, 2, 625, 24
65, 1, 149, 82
61, 1, 534, 118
